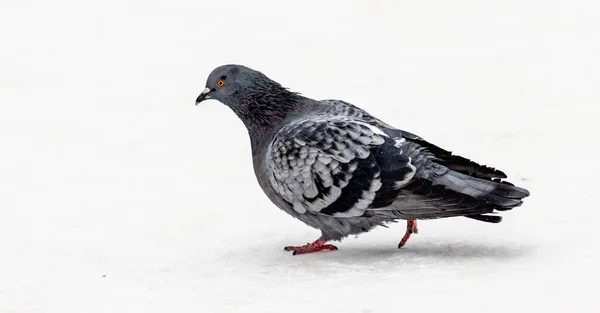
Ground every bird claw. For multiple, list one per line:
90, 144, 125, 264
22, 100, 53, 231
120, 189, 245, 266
398, 220, 418, 248
283, 238, 338, 255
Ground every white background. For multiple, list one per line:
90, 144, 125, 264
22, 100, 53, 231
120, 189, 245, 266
1, 1, 599, 312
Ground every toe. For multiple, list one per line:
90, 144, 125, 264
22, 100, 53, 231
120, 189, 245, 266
322, 244, 338, 251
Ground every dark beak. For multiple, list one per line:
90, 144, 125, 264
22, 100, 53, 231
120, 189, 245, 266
195, 87, 213, 105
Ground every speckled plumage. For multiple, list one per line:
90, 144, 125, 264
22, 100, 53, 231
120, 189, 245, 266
196, 64, 530, 245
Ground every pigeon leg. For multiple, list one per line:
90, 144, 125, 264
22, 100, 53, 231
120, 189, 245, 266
398, 220, 419, 248
284, 238, 338, 255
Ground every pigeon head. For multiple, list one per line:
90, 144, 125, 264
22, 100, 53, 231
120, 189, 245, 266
195, 64, 303, 134
195, 64, 259, 105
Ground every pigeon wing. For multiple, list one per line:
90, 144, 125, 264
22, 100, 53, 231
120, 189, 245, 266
267, 117, 416, 217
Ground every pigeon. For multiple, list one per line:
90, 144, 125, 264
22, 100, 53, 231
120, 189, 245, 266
195, 64, 530, 255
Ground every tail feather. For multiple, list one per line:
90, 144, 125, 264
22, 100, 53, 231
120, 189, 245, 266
373, 179, 497, 220
465, 214, 503, 223
433, 170, 530, 211
397, 135, 529, 222
368, 171, 528, 222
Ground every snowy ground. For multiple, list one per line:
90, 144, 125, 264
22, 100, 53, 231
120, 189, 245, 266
1, 1, 599, 312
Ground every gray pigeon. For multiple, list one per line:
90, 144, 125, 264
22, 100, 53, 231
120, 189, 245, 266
195, 64, 530, 255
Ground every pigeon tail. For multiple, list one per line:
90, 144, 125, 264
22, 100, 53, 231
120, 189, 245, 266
433, 170, 530, 212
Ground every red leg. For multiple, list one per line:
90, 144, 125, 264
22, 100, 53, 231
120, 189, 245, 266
284, 238, 338, 255
398, 220, 419, 248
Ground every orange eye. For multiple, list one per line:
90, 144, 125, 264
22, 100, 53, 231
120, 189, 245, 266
216, 79, 225, 87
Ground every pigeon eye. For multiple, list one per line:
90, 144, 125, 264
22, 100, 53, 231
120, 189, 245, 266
216, 79, 225, 87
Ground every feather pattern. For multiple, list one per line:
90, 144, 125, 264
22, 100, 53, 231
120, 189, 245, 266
267, 117, 417, 218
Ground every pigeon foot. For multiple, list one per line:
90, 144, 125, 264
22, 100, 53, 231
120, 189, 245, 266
284, 238, 338, 255
398, 220, 419, 248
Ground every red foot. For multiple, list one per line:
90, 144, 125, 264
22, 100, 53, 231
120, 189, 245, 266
398, 220, 419, 248
284, 238, 338, 255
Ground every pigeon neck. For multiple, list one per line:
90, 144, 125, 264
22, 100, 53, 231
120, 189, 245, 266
229, 87, 305, 147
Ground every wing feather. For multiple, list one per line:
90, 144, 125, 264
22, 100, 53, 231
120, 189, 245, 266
267, 117, 416, 217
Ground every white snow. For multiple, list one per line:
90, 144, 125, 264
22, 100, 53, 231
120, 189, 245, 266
1, 1, 599, 312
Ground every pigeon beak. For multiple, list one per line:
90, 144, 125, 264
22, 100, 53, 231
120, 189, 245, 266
195, 87, 213, 105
